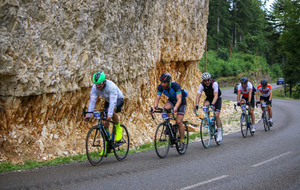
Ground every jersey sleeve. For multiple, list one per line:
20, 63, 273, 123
237, 84, 242, 92
172, 82, 182, 95
197, 83, 204, 94
87, 85, 98, 116
267, 84, 272, 90
107, 85, 118, 117
212, 82, 219, 93
157, 85, 163, 95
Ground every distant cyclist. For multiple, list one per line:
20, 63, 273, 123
237, 77, 256, 132
83, 71, 124, 146
151, 73, 187, 151
256, 79, 273, 126
195, 72, 223, 142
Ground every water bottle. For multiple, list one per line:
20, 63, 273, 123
211, 117, 215, 127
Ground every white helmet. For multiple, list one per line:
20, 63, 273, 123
202, 72, 211, 80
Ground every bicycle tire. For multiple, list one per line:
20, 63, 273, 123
154, 123, 170, 158
176, 122, 189, 155
215, 122, 223, 145
86, 126, 106, 166
263, 111, 268, 131
265, 110, 270, 131
113, 124, 130, 161
240, 114, 247, 138
249, 115, 254, 136
200, 118, 211, 149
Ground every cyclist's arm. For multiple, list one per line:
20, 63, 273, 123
256, 90, 259, 101
107, 87, 119, 118
196, 93, 202, 105
196, 83, 204, 105
174, 93, 182, 111
237, 90, 241, 102
154, 94, 161, 108
248, 88, 253, 102
211, 82, 219, 105
269, 90, 272, 101
87, 85, 98, 117
212, 92, 218, 105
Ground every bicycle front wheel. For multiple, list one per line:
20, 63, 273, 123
86, 126, 105, 166
154, 123, 170, 158
263, 111, 268, 131
240, 114, 247, 138
113, 124, 130, 161
200, 118, 211, 149
176, 122, 189, 155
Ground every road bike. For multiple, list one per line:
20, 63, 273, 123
83, 109, 130, 166
151, 107, 189, 158
234, 103, 254, 138
194, 106, 223, 149
256, 101, 271, 131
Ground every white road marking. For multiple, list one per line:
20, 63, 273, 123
252, 151, 292, 167
179, 175, 229, 190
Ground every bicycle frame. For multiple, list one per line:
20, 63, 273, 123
195, 106, 217, 135
235, 103, 254, 137
257, 101, 270, 131
151, 107, 177, 142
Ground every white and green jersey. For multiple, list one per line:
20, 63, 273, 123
88, 80, 124, 117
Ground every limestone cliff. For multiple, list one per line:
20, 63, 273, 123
0, 0, 209, 163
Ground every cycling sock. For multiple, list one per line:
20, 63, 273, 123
116, 122, 121, 128
269, 118, 272, 121
180, 139, 184, 143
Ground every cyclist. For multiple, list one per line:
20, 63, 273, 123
151, 73, 187, 151
83, 71, 124, 154
237, 77, 256, 132
195, 72, 223, 142
256, 79, 273, 126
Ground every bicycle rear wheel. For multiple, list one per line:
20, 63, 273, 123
215, 123, 223, 145
86, 126, 105, 166
154, 123, 170, 158
113, 124, 130, 161
176, 122, 189, 155
240, 114, 247, 138
200, 118, 211, 149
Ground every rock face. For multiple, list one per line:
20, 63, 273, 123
0, 0, 209, 163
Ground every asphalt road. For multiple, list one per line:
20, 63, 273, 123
1, 84, 299, 190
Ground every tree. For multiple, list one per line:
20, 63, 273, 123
271, 0, 300, 97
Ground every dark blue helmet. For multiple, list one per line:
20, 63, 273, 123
241, 77, 248, 84
160, 73, 171, 82
261, 79, 267, 86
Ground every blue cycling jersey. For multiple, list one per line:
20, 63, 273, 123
157, 82, 183, 104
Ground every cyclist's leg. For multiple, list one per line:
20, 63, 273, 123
112, 98, 124, 124
113, 98, 124, 141
260, 96, 264, 111
215, 97, 222, 129
249, 97, 255, 124
177, 103, 186, 142
164, 101, 173, 110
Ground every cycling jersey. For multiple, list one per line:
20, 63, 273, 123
88, 80, 124, 117
257, 84, 272, 97
238, 82, 253, 98
197, 79, 222, 99
157, 82, 185, 104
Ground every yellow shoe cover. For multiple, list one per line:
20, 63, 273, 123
100, 141, 107, 156
115, 123, 123, 141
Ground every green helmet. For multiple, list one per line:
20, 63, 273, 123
92, 72, 106, 84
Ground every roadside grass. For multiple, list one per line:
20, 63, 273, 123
0, 129, 203, 173
272, 87, 299, 100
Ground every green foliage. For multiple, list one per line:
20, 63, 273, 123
199, 50, 277, 79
